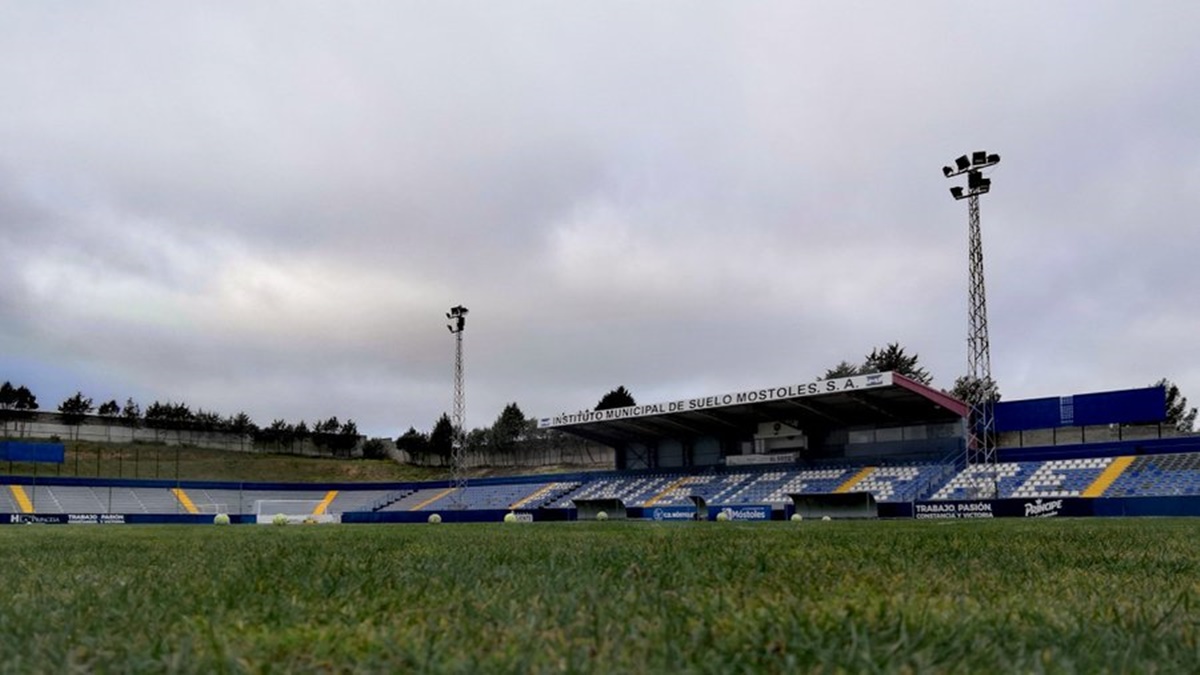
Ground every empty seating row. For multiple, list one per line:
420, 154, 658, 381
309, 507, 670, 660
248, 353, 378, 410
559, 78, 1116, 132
929, 453, 1200, 500
547, 463, 949, 508
1104, 453, 1200, 497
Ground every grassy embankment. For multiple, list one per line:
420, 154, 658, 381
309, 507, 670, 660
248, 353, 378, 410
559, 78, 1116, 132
0, 518, 1196, 672
1, 440, 448, 483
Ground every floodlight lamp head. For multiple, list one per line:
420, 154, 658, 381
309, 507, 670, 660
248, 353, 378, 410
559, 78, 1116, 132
955, 155, 970, 171
949, 186, 965, 200
942, 166, 954, 178
968, 171, 991, 191
972, 150, 988, 166
986, 153, 1000, 165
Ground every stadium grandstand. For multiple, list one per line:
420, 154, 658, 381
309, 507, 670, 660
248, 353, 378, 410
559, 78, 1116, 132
3, 371, 1200, 523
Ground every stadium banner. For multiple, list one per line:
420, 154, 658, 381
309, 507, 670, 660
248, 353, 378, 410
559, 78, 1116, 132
4, 513, 69, 525
643, 506, 699, 521
342, 508, 572, 524
913, 498, 1095, 519
726, 452, 797, 467
539, 372, 893, 428
708, 505, 773, 521
1, 513, 253, 525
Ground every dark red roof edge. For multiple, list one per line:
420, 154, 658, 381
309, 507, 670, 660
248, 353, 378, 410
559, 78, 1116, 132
891, 372, 969, 417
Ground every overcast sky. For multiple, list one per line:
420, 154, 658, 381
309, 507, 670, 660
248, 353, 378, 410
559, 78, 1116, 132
2, 3, 1198, 437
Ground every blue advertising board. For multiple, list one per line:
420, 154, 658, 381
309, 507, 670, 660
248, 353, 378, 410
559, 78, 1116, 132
643, 506, 698, 521
0, 441, 65, 463
708, 505, 772, 521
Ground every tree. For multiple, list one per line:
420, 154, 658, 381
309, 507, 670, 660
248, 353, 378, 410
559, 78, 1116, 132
491, 402, 526, 454
596, 386, 636, 411
429, 413, 455, 459
121, 398, 141, 431
12, 385, 37, 437
332, 419, 359, 457
194, 409, 224, 436
227, 412, 257, 451
293, 420, 310, 453
1155, 378, 1197, 433
97, 399, 120, 441
57, 392, 95, 441
361, 438, 388, 460
0, 381, 15, 436
822, 361, 862, 379
862, 342, 932, 384
949, 375, 1001, 405
311, 416, 340, 454
396, 427, 430, 459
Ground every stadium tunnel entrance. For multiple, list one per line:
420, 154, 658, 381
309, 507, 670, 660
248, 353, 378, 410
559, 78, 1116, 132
539, 372, 969, 471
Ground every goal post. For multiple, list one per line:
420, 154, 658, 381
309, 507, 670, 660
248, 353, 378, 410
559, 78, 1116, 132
194, 503, 229, 515
253, 499, 340, 524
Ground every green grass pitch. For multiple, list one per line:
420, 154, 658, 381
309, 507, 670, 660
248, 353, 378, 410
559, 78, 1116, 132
0, 519, 1196, 672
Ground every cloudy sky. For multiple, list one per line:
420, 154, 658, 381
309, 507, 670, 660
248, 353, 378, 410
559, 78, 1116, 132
2, 3, 1198, 437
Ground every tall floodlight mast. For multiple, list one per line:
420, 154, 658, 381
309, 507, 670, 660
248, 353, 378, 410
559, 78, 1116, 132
943, 151, 1000, 497
446, 305, 469, 504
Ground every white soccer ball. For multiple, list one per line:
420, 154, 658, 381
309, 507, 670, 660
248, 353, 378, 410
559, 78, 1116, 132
272, 513, 289, 526
821, 515, 832, 521
428, 513, 442, 524
715, 511, 730, 522
213, 513, 231, 525
790, 513, 802, 522
503, 512, 518, 523
596, 511, 608, 521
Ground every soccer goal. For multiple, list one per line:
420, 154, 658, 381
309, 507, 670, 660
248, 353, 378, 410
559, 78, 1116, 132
253, 499, 340, 524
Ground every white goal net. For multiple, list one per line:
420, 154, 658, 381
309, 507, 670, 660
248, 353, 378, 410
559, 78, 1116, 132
253, 499, 340, 524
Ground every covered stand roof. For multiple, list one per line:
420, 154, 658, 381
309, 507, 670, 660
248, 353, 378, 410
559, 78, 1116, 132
538, 372, 967, 447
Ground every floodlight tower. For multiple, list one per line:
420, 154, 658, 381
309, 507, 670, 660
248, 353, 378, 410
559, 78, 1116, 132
446, 305, 469, 502
943, 151, 1000, 497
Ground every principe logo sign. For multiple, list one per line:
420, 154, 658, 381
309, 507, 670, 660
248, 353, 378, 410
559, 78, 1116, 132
1023, 499, 1064, 518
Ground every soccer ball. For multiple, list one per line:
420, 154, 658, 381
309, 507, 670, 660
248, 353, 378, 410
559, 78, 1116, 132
715, 511, 730, 522
821, 515, 832, 521
272, 513, 289, 526
428, 513, 442, 524
213, 513, 231, 525
503, 512, 518, 523
790, 514, 802, 522
596, 511, 608, 521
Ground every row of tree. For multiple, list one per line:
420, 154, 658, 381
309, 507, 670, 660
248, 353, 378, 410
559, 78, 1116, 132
396, 402, 529, 460
2, 382, 362, 456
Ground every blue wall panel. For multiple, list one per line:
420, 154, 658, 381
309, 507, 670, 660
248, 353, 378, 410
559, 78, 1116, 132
995, 387, 1165, 432
1073, 387, 1165, 426
0, 441, 65, 463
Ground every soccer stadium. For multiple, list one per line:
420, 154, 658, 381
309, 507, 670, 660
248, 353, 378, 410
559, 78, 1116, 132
4, 371, 1200, 526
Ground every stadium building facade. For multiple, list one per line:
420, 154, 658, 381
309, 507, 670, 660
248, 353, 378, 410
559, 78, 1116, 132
4, 372, 1200, 523
538, 372, 968, 471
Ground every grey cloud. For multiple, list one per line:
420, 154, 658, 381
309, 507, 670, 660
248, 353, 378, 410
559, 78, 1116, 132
1, 3, 1199, 434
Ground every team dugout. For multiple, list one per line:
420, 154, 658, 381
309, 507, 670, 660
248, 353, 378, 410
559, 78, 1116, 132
539, 372, 968, 470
